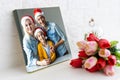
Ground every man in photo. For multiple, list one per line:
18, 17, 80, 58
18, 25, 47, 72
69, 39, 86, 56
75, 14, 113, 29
33, 8, 68, 57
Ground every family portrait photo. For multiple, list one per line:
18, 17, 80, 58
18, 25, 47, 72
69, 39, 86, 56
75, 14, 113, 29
13, 7, 72, 72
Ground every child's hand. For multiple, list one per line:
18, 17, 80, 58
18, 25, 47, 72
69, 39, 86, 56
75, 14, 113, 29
45, 59, 51, 65
37, 60, 49, 66
36, 60, 47, 66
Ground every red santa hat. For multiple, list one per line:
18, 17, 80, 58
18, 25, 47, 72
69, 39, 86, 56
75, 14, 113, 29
21, 15, 35, 27
34, 27, 46, 38
34, 8, 44, 21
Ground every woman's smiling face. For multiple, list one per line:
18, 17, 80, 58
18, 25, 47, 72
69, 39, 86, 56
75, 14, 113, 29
25, 19, 35, 35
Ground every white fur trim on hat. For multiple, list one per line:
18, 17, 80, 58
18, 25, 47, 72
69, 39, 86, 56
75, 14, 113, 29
21, 16, 34, 27
35, 12, 44, 21
34, 28, 44, 38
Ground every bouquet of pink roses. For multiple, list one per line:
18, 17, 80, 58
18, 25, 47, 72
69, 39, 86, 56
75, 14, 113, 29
70, 33, 120, 76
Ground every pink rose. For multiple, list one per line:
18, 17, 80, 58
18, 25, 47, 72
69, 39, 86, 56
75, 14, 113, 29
87, 33, 99, 42
108, 55, 117, 66
76, 41, 87, 50
84, 56, 97, 69
85, 41, 98, 56
104, 65, 115, 76
86, 58, 106, 72
99, 49, 111, 58
78, 50, 88, 58
98, 39, 110, 49
70, 58, 83, 68
77, 41, 98, 56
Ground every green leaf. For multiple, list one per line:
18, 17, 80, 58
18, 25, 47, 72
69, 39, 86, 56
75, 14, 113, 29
110, 41, 119, 48
115, 51, 120, 60
115, 51, 120, 56
84, 33, 88, 40
116, 61, 120, 67
109, 46, 117, 53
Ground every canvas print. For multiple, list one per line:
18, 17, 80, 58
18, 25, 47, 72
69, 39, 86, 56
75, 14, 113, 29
13, 7, 72, 72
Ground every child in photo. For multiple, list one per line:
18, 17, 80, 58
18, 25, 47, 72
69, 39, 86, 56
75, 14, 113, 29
34, 28, 56, 66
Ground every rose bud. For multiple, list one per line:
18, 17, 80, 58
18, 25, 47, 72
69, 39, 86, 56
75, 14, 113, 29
99, 49, 111, 58
70, 58, 83, 68
96, 58, 106, 70
78, 50, 88, 58
98, 39, 110, 49
86, 64, 98, 72
76, 41, 87, 50
85, 41, 98, 56
108, 55, 117, 65
87, 33, 99, 42
104, 65, 115, 76
86, 58, 106, 72
84, 56, 97, 69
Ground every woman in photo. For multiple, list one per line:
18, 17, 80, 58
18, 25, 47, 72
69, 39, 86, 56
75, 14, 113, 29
21, 15, 41, 68
34, 27, 56, 66
33, 8, 68, 57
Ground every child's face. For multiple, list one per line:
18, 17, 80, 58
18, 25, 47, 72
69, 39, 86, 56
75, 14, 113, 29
37, 32, 46, 43
25, 19, 35, 35
37, 15, 46, 26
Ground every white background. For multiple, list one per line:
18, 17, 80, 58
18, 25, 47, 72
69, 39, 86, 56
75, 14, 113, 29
0, 0, 120, 80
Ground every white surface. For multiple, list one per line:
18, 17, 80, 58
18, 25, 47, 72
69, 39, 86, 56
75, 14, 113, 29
0, 0, 120, 80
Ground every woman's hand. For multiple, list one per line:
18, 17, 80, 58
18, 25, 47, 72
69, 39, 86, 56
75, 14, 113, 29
36, 59, 51, 66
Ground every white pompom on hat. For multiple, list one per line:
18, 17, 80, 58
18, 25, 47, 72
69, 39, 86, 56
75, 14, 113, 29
34, 8, 44, 21
34, 27, 46, 38
21, 15, 35, 27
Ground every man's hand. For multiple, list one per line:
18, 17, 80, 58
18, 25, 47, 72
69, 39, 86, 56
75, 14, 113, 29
50, 46, 55, 53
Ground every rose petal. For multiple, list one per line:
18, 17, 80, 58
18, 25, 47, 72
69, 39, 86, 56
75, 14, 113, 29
78, 50, 88, 58
84, 56, 97, 69
104, 65, 115, 76
98, 39, 110, 49
97, 58, 106, 70
85, 41, 98, 56
70, 58, 83, 68
108, 55, 117, 65
87, 33, 99, 42
99, 49, 111, 58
